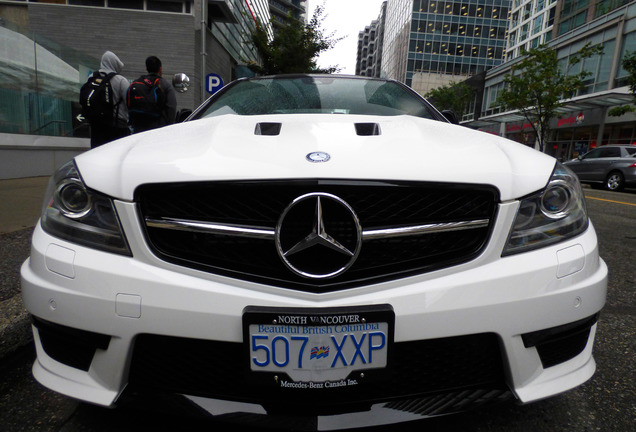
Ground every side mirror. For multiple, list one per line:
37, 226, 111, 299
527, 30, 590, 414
173, 73, 190, 93
441, 110, 459, 124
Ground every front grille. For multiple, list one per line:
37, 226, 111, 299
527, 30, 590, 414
127, 332, 507, 415
136, 180, 499, 292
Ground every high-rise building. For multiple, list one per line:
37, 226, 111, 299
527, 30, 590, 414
473, 1, 636, 159
382, 0, 512, 95
356, 1, 387, 77
507, 0, 558, 60
269, 0, 306, 29
555, 0, 632, 36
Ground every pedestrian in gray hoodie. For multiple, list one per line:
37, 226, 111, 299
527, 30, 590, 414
89, 51, 130, 148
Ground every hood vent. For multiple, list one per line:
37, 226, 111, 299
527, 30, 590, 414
255, 122, 282, 136
355, 123, 381, 136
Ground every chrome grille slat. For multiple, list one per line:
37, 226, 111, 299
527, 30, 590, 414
145, 217, 276, 239
361, 219, 490, 240
145, 217, 490, 240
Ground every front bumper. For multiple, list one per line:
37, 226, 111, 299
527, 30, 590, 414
21, 200, 607, 427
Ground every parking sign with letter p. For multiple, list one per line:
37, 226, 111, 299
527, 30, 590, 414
206, 73, 223, 95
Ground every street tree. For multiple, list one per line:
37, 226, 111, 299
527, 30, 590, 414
496, 43, 603, 152
247, 5, 343, 75
424, 82, 475, 120
608, 51, 636, 117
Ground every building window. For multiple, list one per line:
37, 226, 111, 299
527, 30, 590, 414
594, 0, 632, 18
615, 31, 636, 87
108, 0, 143, 9
69, 0, 104, 5
33, 0, 191, 13
532, 15, 544, 35
147, 1, 183, 13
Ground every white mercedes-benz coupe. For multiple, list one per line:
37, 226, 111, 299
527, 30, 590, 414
22, 75, 607, 430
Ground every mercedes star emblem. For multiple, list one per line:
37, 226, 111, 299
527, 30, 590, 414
275, 192, 362, 279
306, 152, 331, 163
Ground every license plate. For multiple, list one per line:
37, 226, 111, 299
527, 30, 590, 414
243, 306, 394, 386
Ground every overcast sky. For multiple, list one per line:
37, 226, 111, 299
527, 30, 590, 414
306, 0, 387, 75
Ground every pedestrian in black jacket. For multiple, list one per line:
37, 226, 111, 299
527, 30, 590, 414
128, 56, 177, 134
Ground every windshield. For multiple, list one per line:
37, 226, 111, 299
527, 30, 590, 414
194, 76, 438, 120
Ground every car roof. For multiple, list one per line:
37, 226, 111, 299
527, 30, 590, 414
588, 145, 636, 150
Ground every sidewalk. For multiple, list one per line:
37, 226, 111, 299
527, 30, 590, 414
0, 176, 50, 360
0, 176, 50, 235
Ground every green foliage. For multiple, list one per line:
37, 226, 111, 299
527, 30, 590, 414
247, 5, 343, 75
424, 82, 474, 119
496, 43, 603, 151
608, 50, 636, 117
607, 105, 635, 116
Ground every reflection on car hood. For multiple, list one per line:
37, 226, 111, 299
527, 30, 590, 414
75, 114, 556, 201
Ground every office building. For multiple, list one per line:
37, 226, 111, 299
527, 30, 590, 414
269, 0, 306, 29
472, 1, 636, 159
507, 0, 558, 60
555, 0, 632, 36
0, 0, 271, 179
356, 1, 387, 77
381, 0, 512, 95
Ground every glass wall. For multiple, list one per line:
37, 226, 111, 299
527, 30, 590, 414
555, 27, 618, 95
382, 0, 413, 82
0, 20, 98, 137
404, 0, 511, 86
211, 0, 271, 71
615, 29, 636, 87
482, 24, 626, 117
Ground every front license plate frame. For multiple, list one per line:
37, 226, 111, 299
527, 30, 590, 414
243, 305, 394, 389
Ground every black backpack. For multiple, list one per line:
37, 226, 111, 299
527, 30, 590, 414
127, 74, 166, 124
79, 71, 118, 125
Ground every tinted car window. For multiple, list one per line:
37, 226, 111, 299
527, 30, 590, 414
598, 147, 621, 158
583, 149, 602, 159
625, 147, 636, 156
195, 76, 438, 120
584, 147, 620, 159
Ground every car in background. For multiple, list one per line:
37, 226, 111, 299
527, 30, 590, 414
563, 144, 636, 191
21, 75, 607, 430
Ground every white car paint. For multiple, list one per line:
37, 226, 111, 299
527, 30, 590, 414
21, 81, 607, 429
76, 114, 554, 202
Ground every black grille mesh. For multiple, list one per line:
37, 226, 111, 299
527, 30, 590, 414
136, 180, 498, 291
128, 332, 507, 414
33, 317, 111, 371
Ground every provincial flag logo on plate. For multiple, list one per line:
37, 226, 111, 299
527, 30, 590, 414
310, 346, 330, 360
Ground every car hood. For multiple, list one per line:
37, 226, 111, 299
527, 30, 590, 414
75, 114, 556, 201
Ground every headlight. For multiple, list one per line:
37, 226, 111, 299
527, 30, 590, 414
40, 161, 131, 256
503, 163, 588, 256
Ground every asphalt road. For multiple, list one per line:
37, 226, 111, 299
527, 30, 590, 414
1, 187, 634, 432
